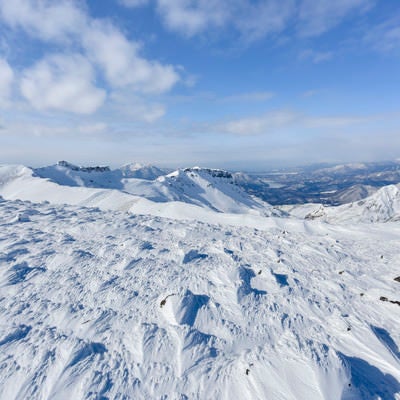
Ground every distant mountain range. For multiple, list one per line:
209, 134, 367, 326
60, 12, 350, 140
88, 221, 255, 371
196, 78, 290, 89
238, 160, 400, 206
1, 160, 400, 224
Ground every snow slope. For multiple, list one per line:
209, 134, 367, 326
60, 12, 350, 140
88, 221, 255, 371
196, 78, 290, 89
0, 198, 399, 399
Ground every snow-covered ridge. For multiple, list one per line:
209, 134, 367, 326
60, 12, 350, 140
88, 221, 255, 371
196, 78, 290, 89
0, 164, 285, 230
0, 163, 279, 217
1, 162, 400, 224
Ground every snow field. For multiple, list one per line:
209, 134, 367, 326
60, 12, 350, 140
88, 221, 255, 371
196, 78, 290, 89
0, 198, 399, 399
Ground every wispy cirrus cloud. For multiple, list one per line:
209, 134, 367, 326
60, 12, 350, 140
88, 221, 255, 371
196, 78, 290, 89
120, 0, 375, 43
213, 109, 378, 136
215, 110, 300, 136
364, 15, 400, 52
297, 0, 374, 37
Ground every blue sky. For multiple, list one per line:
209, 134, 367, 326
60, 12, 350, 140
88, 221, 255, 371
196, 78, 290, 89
0, 0, 399, 170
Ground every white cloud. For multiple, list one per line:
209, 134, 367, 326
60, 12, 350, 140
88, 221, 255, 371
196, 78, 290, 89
153, 0, 374, 42
0, 0, 86, 42
0, 0, 180, 95
155, 0, 292, 40
157, 0, 227, 37
216, 110, 299, 135
214, 110, 374, 136
0, 58, 14, 105
20, 54, 106, 114
139, 103, 166, 122
234, 0, 294, 42
83, 21, 179, 93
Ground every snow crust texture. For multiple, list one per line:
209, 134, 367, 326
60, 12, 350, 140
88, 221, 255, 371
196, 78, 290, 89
1, 198, 400, 399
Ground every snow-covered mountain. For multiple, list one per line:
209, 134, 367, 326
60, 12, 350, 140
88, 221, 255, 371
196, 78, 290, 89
154, 167, 277, 214
0, 196, 399, 399
249, 160, 400, 206
279, 184, 400, 225
1, 163, 279, 216
328, 184, 377, 205
329, 184, 400, 223
293, 184, 400, 224
34, 161, 167, 188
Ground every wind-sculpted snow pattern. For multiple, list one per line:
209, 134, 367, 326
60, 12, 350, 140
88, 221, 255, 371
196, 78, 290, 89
0, 198, 399, 399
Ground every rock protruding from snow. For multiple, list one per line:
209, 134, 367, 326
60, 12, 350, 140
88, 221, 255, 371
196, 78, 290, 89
57, 160, 111, 173
305, 205, 327, 220
161, 290, 210, 326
